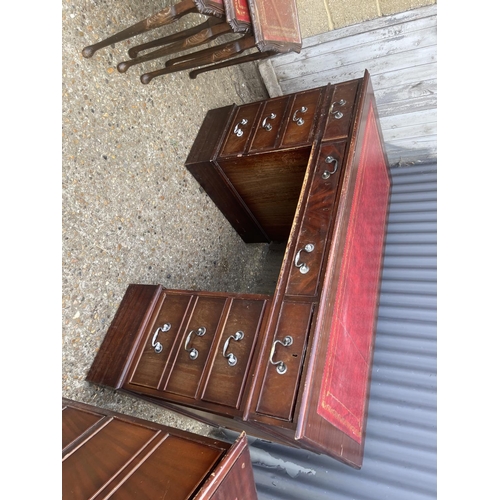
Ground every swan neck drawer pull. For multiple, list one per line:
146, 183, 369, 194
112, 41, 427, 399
294, 243, 315, 274
322, 156, 338, 179
292, 106, 307, 126
152, 323, 171, 354
222, 330, 244, 366
269, 336, 294, 374
184, 327, 206, 360
262, 112, 276, 131
233, 118, 248, 137
330, 99, 346, 119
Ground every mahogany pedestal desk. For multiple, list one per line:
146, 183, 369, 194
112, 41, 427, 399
87, 70, 392, 469
62, 398, 257, 499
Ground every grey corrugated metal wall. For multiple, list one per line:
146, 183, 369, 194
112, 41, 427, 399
219, 160, 437, 499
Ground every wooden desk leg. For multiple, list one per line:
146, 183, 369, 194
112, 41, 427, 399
117, 22, 233, 73
82, 0, 198, 58
127, 17, 222, 58
189, 50, 274, 79
140, 35, 255, 84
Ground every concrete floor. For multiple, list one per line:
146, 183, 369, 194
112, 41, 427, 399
62, 0, 272, 434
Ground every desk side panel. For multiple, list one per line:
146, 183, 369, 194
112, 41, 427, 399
86, 284, 162, 389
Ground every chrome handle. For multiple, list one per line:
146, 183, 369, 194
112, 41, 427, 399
294, 243, 315, 274
152, 323, 171, 354
292, 106, 307, 126
222, 330, 244, 366
233, 118, 248, 137
261, 112, 276, 131
330, 99, 346, 119
184, 327, 206, 360
322, 156, 338, 179
269, 336, 294, 374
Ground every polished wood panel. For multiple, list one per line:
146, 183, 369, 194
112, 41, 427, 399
254, 300, 313, 421
249, 96, 290, 152
129, 292, 193, 390
202, 298, 267, 409
285, 140, 346, 297
220, 102, 262, 157
86, 284, 162, 388
165, 296, 227, 398
279, 88, 323, 147
323, 80, 360, 141
62, 399, 258, 500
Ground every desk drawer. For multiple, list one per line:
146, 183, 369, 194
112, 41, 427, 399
255, 301, 313, 421
323, 80, 359, 141
220, 102, 261, 157
165, 295, 226, 398
279, 88, 323, 148
249, 96, 290, 152
201, 298, 266, 409
127, 291, 193, 391
285, 141, 347, 297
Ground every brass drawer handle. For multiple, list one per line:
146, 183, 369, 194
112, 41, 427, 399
233, 118, 248, 137
330, 99, 346, 119
294, 243, 315, 274
261, 112, 276, 131
152, 323, 171, 354
322, 156, 338, 179
292, 106, 307, 126
269, 336, 294, 374
184, 327, 206, 360
222, 330, 244, 366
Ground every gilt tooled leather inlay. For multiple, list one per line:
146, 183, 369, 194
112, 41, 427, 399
233, 0, 251, 23
317, 103, 390, 443
253, 0, 301, 45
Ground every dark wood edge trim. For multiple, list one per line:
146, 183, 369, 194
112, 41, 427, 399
194, 432, 254, 499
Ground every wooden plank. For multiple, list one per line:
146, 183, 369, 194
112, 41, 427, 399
379, 108, 437, 129
275, 28, 436, 82
278, 46, 437, 94
381, 121, 437, 143
370, 63, 437, 90
298, 4, 437, 50
374, 79, 437, 106
272, 16, 437, 70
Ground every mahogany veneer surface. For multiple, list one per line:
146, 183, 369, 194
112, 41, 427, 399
87, 70, 391, 468
62, 398, 257, 500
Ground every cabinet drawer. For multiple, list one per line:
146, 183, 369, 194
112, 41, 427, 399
255, 301, 314, 421
285, 141, 347, 296
279, 88, 323, 148
323, 80, 359, 141
201, 298, 266, 409
127, 291, 193, 390
165, 295, 227, 398
220, 102, 261, 157
248, 96, 290, 152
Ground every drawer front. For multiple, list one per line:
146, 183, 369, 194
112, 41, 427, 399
127, 292, 193, 390
220, 102, 261, 157
165, 296, 226, 398
323, 80, 359, 141
255, 301, 314, 421
201, 298, 267, 409
285, 141, 347, 296
279, 88, 323, 148
248, 96, 290, 152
